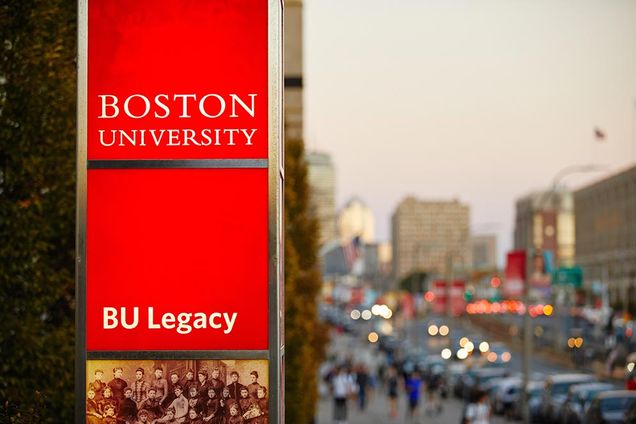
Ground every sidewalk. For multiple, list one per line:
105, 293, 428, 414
316, 390, 507, 424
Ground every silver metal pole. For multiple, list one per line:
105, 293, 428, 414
522, 279, 532, 424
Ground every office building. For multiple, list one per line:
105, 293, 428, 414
391, 197, 470, 279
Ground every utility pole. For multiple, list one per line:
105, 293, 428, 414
521, 272, 531, 424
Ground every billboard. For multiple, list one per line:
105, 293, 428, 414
77, 1, 283, 422
504, 250, 526, 299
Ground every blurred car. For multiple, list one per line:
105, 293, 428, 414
491, 377, 521, 415
448, 362, 467, 398
460, 367, 510, 400
584, 390, 636, 424
625, 397, 636, 423
486, 342, 513, 366
539, 373, 596, 423
560, 382, 614, 424
512, 381, 544, 422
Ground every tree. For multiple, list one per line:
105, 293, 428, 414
284, 138, 328, 423
0, 1, 76, 422
398, 271, 429, 293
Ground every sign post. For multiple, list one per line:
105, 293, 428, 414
77, 1, 283, 422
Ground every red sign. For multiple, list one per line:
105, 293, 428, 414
504, 250, 526, 299
86, 169, 268, 350
87, 0, 268, 160
78, 1, 283, 420
432, 280, 448, 314
449, 280, 466, 316
84, 0, 272, 351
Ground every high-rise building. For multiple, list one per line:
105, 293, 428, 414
306, 151, 338, 246
470, 234, 497, 271
284, 0, 303, 141
337, 197, 375, 243
575, 165, 636, 311
513, 190, 575, 267
391, 197, 470, 280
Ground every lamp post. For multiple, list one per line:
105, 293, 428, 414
521, 163, 606, 424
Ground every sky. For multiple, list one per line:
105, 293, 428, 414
304, 0, 636, 265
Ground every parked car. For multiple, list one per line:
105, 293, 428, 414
491, 377, 521, 415
560, 382, 614, 424
461, 367, 510, 401
512, 381, 544, 422
584, 390, 636, 424
539, 373, 596, 423
625, 397, 636, 423
448, 362, 466, 398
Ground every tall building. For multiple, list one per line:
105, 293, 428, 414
575, 165, 636, 311
513, 190, 575, 267
306, 151, 338, 245
470, 234, 497, 271
284, 0, 303, 141
391, 197, 470, 279
337, 197, 375, 243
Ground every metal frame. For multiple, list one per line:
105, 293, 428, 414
75, 1, 88, 422
268, 1, 284, 423
88, 159, 268, 169
76, 1, 284, 422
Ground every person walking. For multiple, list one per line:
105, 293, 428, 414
386, 366, 399, 420
464, 390, 491, 424
331, 365, 357, 424
355, 364, 369, 411
424, 368, 443, 416
405, 370, 423, 423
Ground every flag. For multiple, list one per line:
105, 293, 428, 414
594, 127, 606, 142
342, 236, 362, 271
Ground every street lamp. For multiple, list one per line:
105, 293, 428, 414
520, 163, 607, 424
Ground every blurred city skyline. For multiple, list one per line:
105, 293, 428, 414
304, 0, 636, 264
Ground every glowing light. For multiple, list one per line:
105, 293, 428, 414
574, 337, 583, 348
459, 337, 469, 347
627, 363, 635, 373
457, 348, 468, 360
490, 277, 501, 288
567, 338, 575, 348
479, 342, 490, 353
487, 352, 497, 362
350, 310, 361, 320
465, 341, 475, 353
379, 321, 393, 335
441, 348, 452, 360
424, 291, 435, 302
428, 325, 439, 336
543, 304, 554, 316
501, 351, 511, 363
383, 309, 393, 319
371, 304, 381, 315
439, 325, 450, 336
361, 310, 372, 320
368, 332, 379, 343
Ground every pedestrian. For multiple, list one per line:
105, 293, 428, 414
355, 364, 369, 411
424, 368, 443, 415
331, 365, 356, 424
405, 370, 423, 422
463, 390, 491, 424
386, 366, 399, 420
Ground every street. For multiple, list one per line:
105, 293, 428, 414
315, 311, 616, 424
317, 388, 508, 424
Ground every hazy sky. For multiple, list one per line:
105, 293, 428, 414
304, 0, 636, 264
